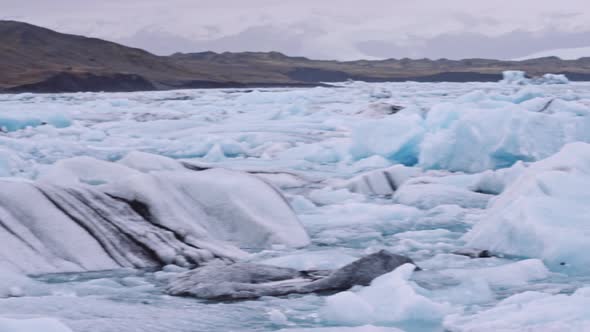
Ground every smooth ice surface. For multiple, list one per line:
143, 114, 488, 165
440, 259, 550, 287
445, 288, 590, 332
0, 317, 73, 332
1, 78, 590, 332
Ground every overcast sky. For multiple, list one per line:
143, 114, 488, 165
2, 0, 590, 60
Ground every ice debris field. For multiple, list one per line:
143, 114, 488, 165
1, 71, 590, 331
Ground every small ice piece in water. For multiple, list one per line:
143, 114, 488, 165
500, 71, 530, 85
393, 183, 491, 210
370, 88, 392, 99
0, 266, 34, 298
268, 309, 289, 325
343, 165, 421, 196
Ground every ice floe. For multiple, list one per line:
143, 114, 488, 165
321, 264, 452, 326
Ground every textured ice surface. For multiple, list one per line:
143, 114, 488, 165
1, 80, 589, 332
343, 165, 422, 196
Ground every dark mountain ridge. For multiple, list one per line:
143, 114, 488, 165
2, 20, 590, 93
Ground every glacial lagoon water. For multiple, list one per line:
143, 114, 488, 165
2, 78, 590, 331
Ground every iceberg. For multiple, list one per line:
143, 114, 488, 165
539, 73, 570, 85
348, 85, 590, 173
0, 153, 309, 274
500, 70, 531, 85
500, 70, 570, 85
465, 142, 590, 271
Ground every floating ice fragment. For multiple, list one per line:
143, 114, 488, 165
268, 309, 289, 325
440, 259, 550, 287
321, 264, 452, 326
393, 183, 491, 210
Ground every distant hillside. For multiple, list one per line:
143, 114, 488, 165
2, 21, 590, 93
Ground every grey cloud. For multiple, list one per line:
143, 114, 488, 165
3, 0, 590, 60
118, 24, 324, 57
357, 29, 590, 60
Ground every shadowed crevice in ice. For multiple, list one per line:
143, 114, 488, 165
452, 248, 493, 259
104, 194, 227, 264
166, 250, 417, 300
344, 165, 422, 197
36, 184, 229, 269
